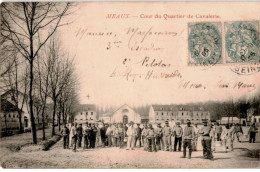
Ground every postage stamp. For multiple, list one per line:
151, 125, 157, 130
225, 21, 260, 64
188, 22, 222, 66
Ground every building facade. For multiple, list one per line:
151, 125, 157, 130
149, 105, 210, 124
99, 104, 142, 124
74, 104, 97, 124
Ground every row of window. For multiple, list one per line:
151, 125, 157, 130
75, 118, 94, 121
3, 114, 19, 118
156, 118, 205, 121
156, 112, 209, 116
80, 112, 94, 115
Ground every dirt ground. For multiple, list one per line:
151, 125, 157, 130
0, 128, 259, 169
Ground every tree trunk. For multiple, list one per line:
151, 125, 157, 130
29, 60, 37, 144
58, 113, 61, 132
52, 97, 57, 136
41, 108, 46, 140
18, 110, 23, 133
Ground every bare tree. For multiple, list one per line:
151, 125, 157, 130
1, 2, 73, 143
1, 57, 29, 133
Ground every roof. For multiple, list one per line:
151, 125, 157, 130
79, 104, 96, 111
151, 104, 206, 111
1, 98, 19, 112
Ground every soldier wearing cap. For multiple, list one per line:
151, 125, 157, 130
181, 119, 195, 159
162, 121, 172, 151
173, 122, 183, 152
147, 124, 157, 152
126, 121, 136, 150
155, 123, 164, 150
142, 123, 149, 151
199, 120, 214, 160
135, 123, 142, 147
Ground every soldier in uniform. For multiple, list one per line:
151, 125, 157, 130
83, 123, 91, 149
155, 123, 164, 150
60, 124, 70, 149
89, 123, 97, 148
181, 119, 195, 159
173, 122, 183, 152
135, 124, 142, 147
71, 123, 77, 152
162, 121, 172, 151
76, 124, 83, 148
118, 123, 125, 148
199, 120, 214, 160
142, 123, 148, 151
147, 124, 157, 152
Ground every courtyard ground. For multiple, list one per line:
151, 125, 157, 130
0, 127, 259, 169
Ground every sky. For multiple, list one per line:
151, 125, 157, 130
58, 2, 260, 108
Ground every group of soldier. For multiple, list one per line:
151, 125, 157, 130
60, 119, 258, 161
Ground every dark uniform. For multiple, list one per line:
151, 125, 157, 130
76, 125, 83, 148
135, 124, 142, 147
61, 125, 70, 149
199, 121, 214, 160
90, 125, 97, 148
83, 125, 91, 149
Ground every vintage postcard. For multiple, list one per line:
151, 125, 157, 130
0, 1, 260, 169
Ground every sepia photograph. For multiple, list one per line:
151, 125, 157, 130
0, 1, 259, 169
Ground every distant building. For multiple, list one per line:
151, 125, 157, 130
99, 104, 142, 124
74, 104, 97, 124
1, 98, 21, 136
218, 117, 246, 125
149, 105, 210, 124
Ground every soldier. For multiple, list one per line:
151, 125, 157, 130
76, 124, 83, 148
147, 124, 157, 152
118, 123, 125, 148
173, 122, 183, 152
193, 123, 199, 151
215, 122, 223, 141
135, 124, 142, 147
89, 123, 97, 148
155, 123, 164, 150
83, 123, 91, 149
60, 124, 70, 149
100, 123, 107, 147
126, 121, 136, 150
71, 123, 77, 152
106, 124, 113, 147
113, 123, 119, 147
142, 123, 148, 151
95, 123, 101, 147
199, 120, 214, 160
162, 121, 172, 151
248, 123, 258, 143
234, 123, 243, 142
181, 119, 195, 159
210, 123, 216, 152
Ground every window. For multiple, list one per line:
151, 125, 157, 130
167, 119, 169, 121
172, 113, 173, 116
9, 114, 11, 118
17, 115, 19, 118
157, 119, 159, 120
75, 118, 77, 120
197, 119, 199, 120
80, 119, 83, 120
86, 112, 88, 115
81, 112, 82, 115
91, 112, 93, 115
182, 113, 183, 116
157, 113, 158, 116
197, 113, 198, 116
161, 112, 163, 116
13, 114, 15, 118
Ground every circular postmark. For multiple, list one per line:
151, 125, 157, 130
225, 21, 260, 63
188, 22, 222, 66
